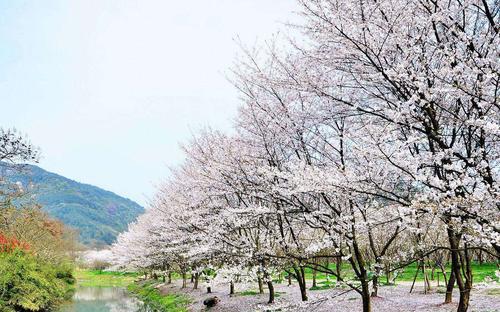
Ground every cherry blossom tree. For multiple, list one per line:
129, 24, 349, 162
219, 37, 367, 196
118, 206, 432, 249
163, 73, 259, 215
111, 2, 498, 312
289, 1, 499, 310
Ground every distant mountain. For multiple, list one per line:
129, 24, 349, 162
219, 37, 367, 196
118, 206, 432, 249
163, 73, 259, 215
0, 163, 144, 246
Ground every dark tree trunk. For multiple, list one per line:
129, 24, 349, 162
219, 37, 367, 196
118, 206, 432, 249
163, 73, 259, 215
371, 257, 382, 297
423, 262, 431, 293
182, 272, 187, 288
385, 263, 391, 285
299, 281, 307, 301
445, 269, 455, 303
458, 289, 471, 312
261, 261, 274, 304
293, 266, 308, 301
439, 262, 448, 286
324, 259, 329, 281
191, 274, 194, 283
456, 256, 472, 312
371, 275, 379, 297
258, 276, 264, 294
361, 280, 372, 312
207, 286, 212, 294
267, 281, 275, 304
312, 264, 317, 288
351, 237, 371, 312
356, 260, 372, 312
409, 262, 420, 294
336, 257, 342, 282
448, 230, 473, 312
230, 280, 235, 295
193, 273, 199, 290
168, 271, 172, 284
458, 287, 471, 312
287, 273, 292, 286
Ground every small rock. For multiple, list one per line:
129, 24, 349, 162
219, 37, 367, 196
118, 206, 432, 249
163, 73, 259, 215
203, 296, 220, 308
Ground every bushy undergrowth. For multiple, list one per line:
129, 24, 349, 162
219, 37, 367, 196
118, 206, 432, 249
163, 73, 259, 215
127, 281, 191, 312
0, 250, 75, 312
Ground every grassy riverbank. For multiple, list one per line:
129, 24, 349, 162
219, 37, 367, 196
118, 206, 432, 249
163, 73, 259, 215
75, 269, 138, 287
75, 270, 191, 311
128, 281, 191, 312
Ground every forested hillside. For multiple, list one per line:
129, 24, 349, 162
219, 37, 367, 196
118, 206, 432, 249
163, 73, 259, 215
0, 163, 144, 246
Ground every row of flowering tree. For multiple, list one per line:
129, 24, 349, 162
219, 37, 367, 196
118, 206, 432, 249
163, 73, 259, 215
111, 1, 498, 311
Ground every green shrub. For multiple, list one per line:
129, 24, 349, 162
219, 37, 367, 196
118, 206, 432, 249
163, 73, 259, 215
0, 250, 75, 311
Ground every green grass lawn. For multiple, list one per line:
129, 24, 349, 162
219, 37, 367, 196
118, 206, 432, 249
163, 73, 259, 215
309, 280, 344, 290
237, 290, 284, 297
394, 262, 498, 283
237, 290, 262, 296
128, 281, 191, 312
75, 269, 138, 287
297, 262, 498, 284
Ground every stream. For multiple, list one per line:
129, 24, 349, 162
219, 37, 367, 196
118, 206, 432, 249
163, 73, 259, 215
59, 287, 149, 312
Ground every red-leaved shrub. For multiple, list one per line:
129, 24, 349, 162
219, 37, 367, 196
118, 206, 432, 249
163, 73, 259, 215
0, 232, 30, 253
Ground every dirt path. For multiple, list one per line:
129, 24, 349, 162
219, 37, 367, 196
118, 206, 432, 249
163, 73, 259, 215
157, 280, 500, 312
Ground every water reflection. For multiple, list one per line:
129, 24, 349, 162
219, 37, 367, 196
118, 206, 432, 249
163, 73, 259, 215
60, 287, 148, 312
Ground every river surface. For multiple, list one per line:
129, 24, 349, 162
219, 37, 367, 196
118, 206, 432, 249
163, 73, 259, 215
59, 287, 148, 312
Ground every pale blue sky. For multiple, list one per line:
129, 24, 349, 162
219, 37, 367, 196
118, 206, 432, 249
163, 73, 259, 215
0, 0, 298, 205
